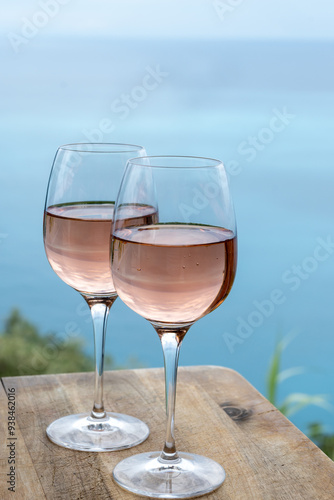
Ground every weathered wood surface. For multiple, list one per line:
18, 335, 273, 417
1, 366, 333, 499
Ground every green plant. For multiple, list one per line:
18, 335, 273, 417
308, 423, 334, 460
266, 330, 333, 459
0, 309, 99, 376
267, 330, 331, 416
0, 309, 145, 377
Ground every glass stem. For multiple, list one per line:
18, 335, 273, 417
84, 296, 116, 419
156, 327, 189, 462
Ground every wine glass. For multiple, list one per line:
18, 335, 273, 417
43, 143, 153, 452
111, 156, 237, 498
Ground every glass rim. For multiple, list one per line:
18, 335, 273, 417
127, 155, 222, 169
58, 143, 145, 154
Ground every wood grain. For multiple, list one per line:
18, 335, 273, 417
1, 366, 333, 500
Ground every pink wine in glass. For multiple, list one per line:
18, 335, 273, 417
112, 224, 237, 324
44, 202, 158, 296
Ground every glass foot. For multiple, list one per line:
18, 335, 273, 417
113, 451, 226, 499
46, 412, 149, 452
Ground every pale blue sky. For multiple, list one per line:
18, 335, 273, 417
4, 0, 334, 40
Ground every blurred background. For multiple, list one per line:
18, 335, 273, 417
1, 0, 334, 445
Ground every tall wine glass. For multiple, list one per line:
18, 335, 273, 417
111, 156, 237, 498
43, 143, 152, 452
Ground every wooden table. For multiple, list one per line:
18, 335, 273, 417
1, 366, 333, 499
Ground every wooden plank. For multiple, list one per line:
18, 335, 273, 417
178, 366, 334, 499
0, 379, 46, 500
1, 366, 334, 500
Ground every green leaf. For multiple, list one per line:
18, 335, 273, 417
267, 341, 282, 406
277, 367, 306, 384
266, 329, 301, 406
279, 393, 333, 417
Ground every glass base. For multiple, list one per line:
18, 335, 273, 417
46, 412, 149, 452
113, 451, 226, 499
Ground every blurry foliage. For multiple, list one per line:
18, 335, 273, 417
267, 331, 334, 460
267, 331, 331, 417
308, 423, 334, 460
0, 309, 119, 377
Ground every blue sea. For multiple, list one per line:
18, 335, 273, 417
1, 37, 334, 434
